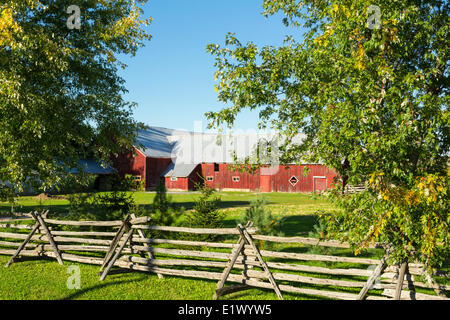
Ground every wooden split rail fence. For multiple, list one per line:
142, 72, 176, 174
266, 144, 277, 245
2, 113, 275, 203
0, 211, 448, 300
344, 184, 366, 194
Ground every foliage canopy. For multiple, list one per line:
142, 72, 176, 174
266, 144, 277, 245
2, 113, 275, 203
207, 0, 449, 269
0, 0, 151, 192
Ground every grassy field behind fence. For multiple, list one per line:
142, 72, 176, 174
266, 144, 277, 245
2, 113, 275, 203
0, 191, 337, 236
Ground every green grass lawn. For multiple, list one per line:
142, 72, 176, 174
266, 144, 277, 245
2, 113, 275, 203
0, 255, 305, 300
0, 256, 260, 300
0, 191, 335, 213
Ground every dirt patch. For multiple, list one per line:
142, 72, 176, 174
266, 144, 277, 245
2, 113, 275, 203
34, 193, 67, 201
35, 193, 50, 201
49, 195, 67, 200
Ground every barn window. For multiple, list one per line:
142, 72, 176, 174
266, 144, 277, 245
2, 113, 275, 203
206, 176, 213, 181
133, 175, 142, 181
170, 177, 178, 181
313, 176, 327, 193
232, 176, 240, 182
289, 176, 298, 186
214, 163, 220, 172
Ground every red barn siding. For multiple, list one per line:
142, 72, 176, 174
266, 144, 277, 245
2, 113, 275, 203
112, 148, 146, 185
187, 165, 203, 190
165, 164, 202, 191
201, 163, 216, 189
113, 149, 338, 193
201, 163, 260, 191
165, 177, 189, 191
200, 163, 337, 193
261, 164, 338, 192
113, 149, 172, 190
146, 157, 172, 190
259, 175, 271, 192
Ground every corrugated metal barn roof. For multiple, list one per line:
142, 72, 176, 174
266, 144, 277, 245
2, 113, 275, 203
169, 132, 284, 164
162, 163, 199, 177
135, 127, 176, 158
69, 159, 117, 175
135, 126, 305, 165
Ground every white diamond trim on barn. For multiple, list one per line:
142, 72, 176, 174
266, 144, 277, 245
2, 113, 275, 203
289, 176, 299, 186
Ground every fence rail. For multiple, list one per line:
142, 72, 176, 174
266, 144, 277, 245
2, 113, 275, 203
0, 211, 448, 300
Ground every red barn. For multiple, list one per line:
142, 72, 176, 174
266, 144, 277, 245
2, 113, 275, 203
113, 126, 338, 192
113, 127, 176, 189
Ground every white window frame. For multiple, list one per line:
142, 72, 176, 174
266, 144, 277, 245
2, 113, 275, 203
313, 176, 327, 193
170, 177, 178, 182
206, 176, 213, 181
232, 176, 240, 182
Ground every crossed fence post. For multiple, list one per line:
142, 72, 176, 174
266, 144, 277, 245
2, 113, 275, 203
98, 214, 154, 281
5, 210, 63, 267
213, 221, 284, 300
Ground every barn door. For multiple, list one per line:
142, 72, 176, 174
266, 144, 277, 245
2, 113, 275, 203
259, 175, 272, 192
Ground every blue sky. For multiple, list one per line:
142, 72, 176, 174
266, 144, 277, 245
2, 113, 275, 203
118, 0, 303, 133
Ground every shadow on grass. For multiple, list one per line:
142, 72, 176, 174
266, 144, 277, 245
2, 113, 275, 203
62, 277, 148, 300
171, 200, 250, 211
0, 205, 70, 216
6, 255, 55, 264
282, 215, 318, 237
2, 200, 252, 217
223, 286, 330, 301
106, 268, 138, 276
222, 214, 319, 233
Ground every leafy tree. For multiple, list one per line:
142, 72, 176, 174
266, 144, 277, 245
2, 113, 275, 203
0, 184, 17, 212
207, 1, 449, 269
0, 1, 151, 193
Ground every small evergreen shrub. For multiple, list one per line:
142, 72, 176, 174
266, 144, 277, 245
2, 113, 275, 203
150, 183, 183, 227
67, 190, 135, 222
147, 183, 184, 239
185, 184, 224, 241
237, 196, 284, 249
308, 212, 336, 256
237, 196, 284, 236
123, 174, 145, 191
107, 174, 143, 192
